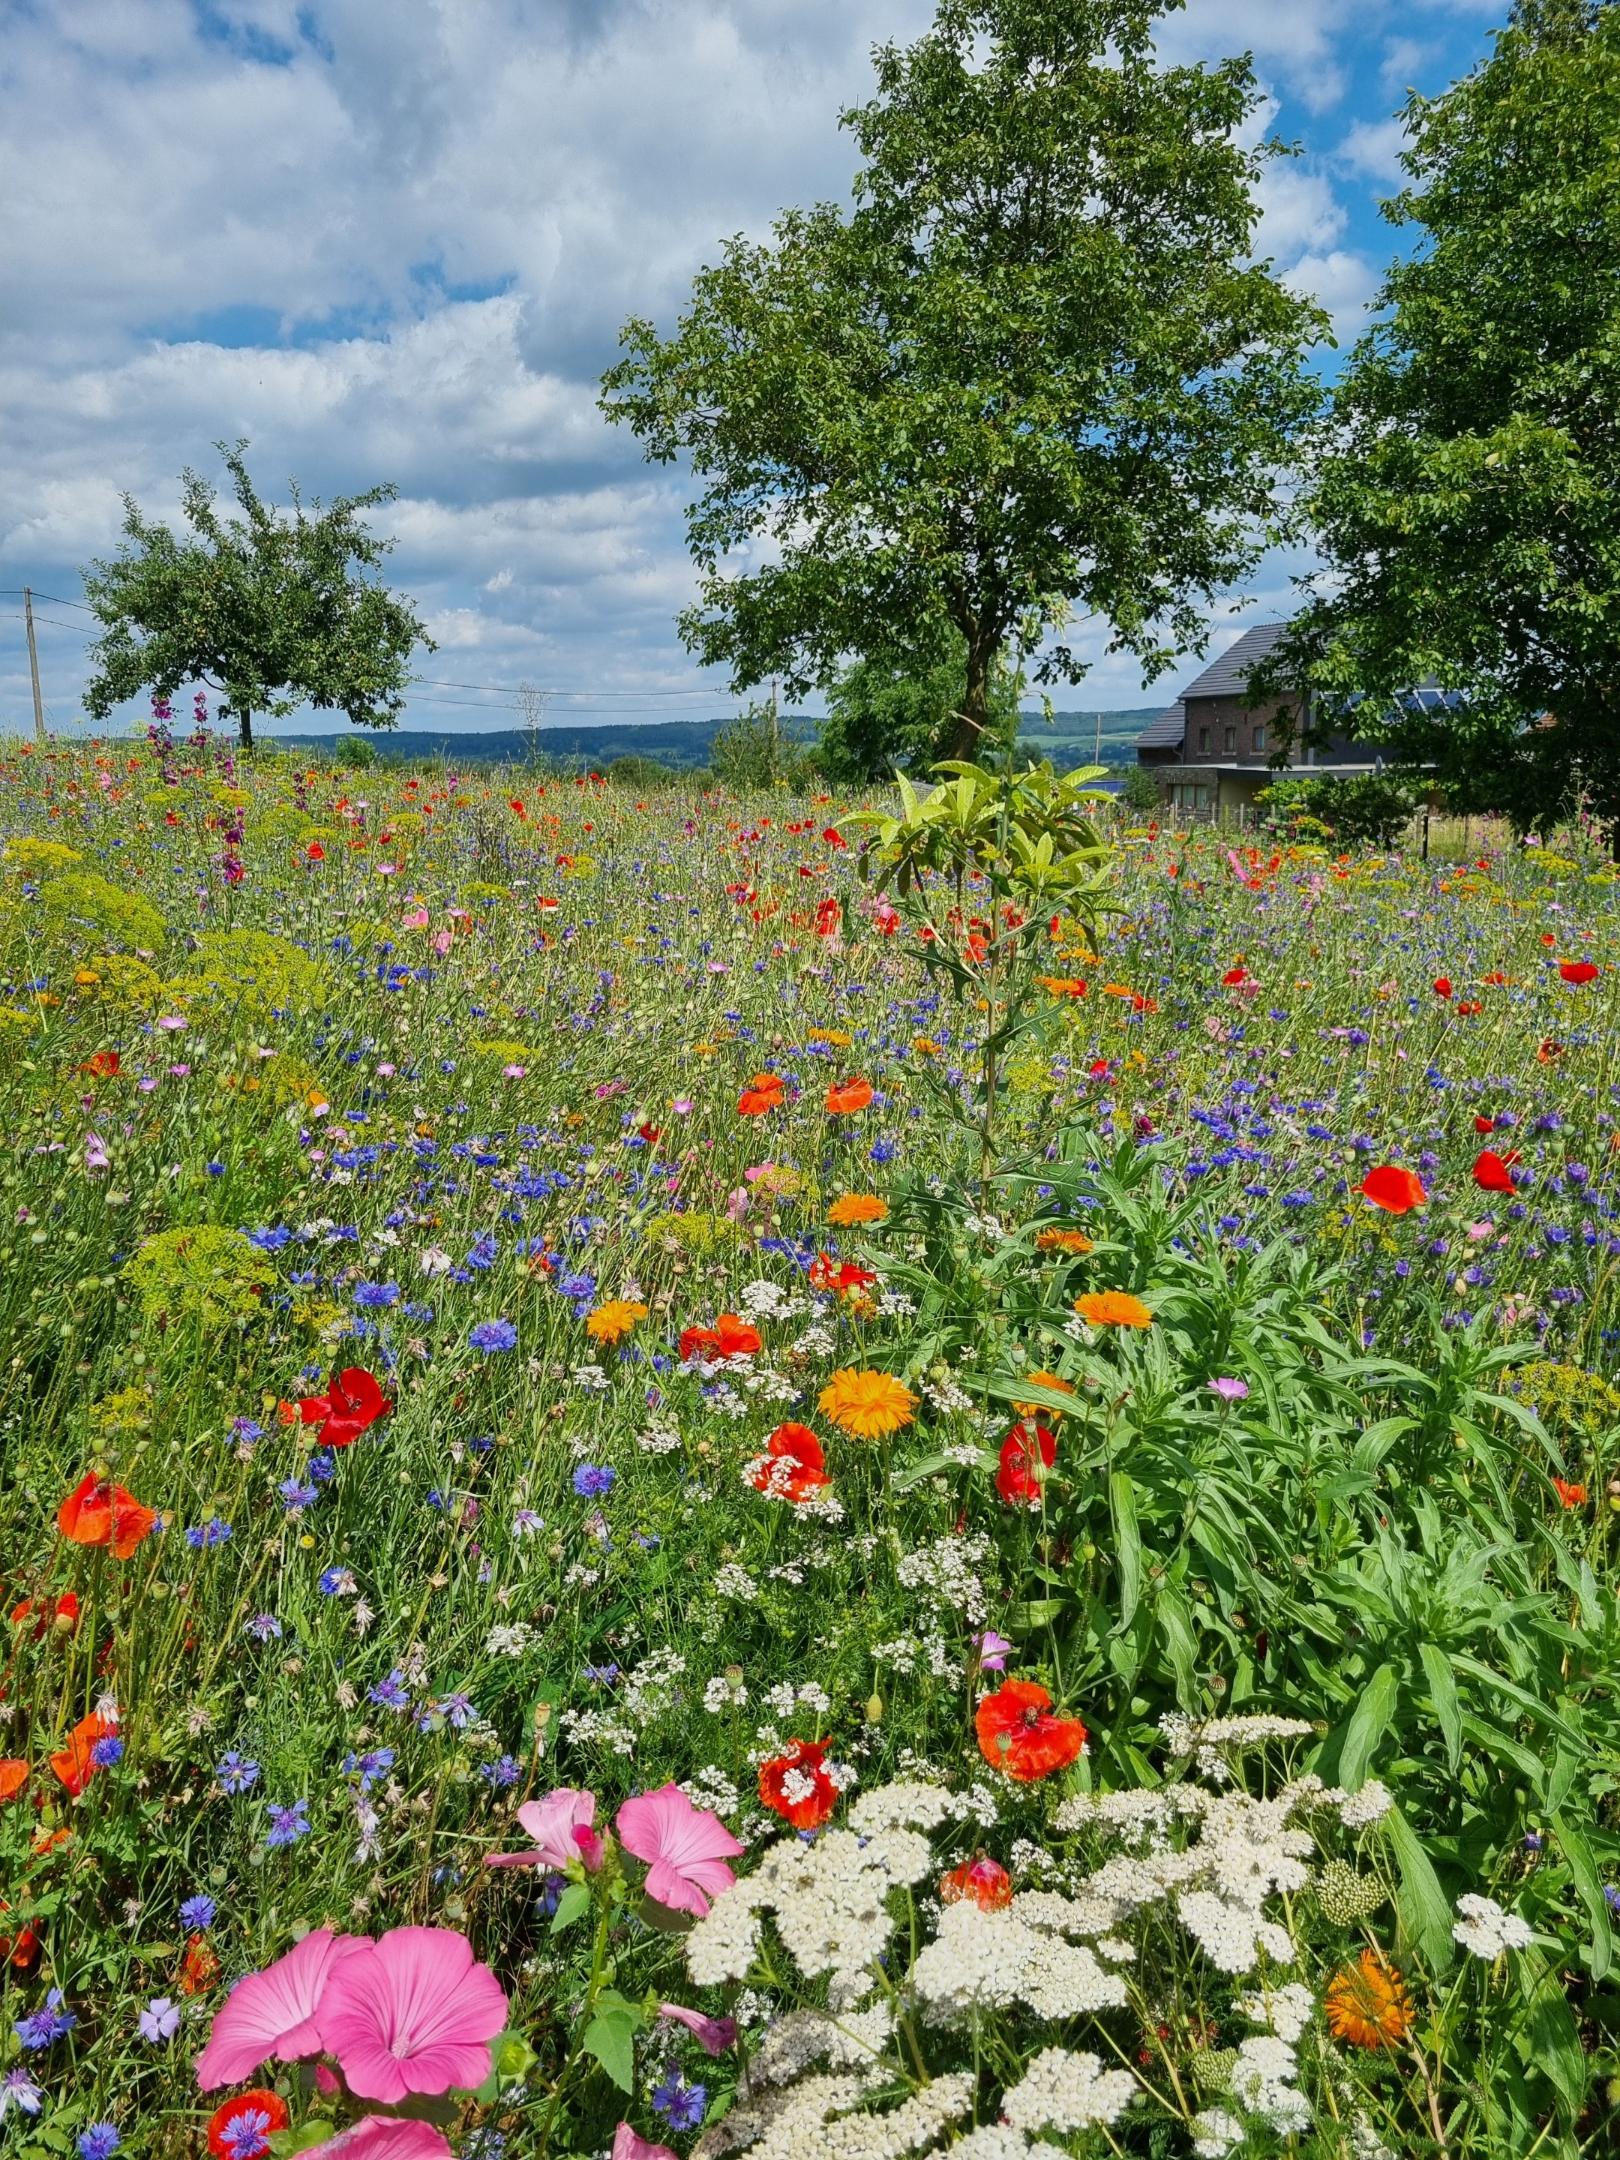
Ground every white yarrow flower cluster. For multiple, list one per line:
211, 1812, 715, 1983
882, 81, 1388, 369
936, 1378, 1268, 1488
1000, 2047, 1136, 2133
1452, 1892, 1534, 1958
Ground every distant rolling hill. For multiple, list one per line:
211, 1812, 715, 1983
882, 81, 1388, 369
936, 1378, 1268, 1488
258, 707, 1161, 770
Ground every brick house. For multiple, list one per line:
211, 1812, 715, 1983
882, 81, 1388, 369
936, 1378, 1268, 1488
1135, 621, 1382, 816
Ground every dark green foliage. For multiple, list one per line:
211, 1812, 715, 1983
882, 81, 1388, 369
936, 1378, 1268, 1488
601, 0, 1324, 763
1119, 763, 1163, 813
83, 440, 430, 749
1265, 1, 1620, 837
1257, 770, 1421, 848
819, 628, 1022, 781
709, 701, 820, 789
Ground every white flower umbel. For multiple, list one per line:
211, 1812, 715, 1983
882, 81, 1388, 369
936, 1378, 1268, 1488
1338, 1779, 1395, 1828
1001, 2046, 1137, 2133
1452, 1892, 1535, 1959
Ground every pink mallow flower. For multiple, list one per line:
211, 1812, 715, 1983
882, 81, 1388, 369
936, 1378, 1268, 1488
489, 1787, 602, 1873
317, 1926, 508, 2104
195, 1929, 367, 2090
612, 2128, 678, 2160
615, 1783, 744, 1918
312, 2122, 453, 2159
658, 2001, 737, 2055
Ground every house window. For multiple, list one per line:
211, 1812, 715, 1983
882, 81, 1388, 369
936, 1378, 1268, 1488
1197, 725, 1211, 754
1253, 725, 1267, 752
1223, 725, 1236, 752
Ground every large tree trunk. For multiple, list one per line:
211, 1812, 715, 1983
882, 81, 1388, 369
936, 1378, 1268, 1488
239, 709, 253, 750
944, 635, 993, 762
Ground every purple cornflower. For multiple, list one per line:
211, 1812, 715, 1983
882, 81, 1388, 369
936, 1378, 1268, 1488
369, 1669, 411, 1710
15, 1991, 76, 2049
572, 1463, 616, 1498
246, 1613, 283, 1641
217, 1751, 260, 1794
651, 2066, 707, 2132
1, 2067, 43, 2115
265, 1799, 310, 1848
1207, 1377, 1249, 1403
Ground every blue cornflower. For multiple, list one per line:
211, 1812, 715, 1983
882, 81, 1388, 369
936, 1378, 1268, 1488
342, 1747, 396, 1792
78, 2125, 121, 2160
218, 2109, 275, 2160
280, 1479, 319, 1510
369, 1669, 411, 1710
572, 1463, 616, 1498
138, 1995, 180, 2043
480, 1754, 522, 1788
868, 1137, 898, 1164
91, 1735, 124, 1768
217, 1751, 260, 1794
265, 1799, 311, 1848
651, 2065, 707, 2132
308, 1449, 337, 1483
15, 1991, 76, 2049
179, 1893, 216, 1930
469, 1319, 517, 1353
465, 1233, 498, 1269
318, 1567, 357, 1596
354, 1282, 400, 1308
232, 1417, 265, 1442
184, 1517, 232, 1549
246, 1613, 283, 1641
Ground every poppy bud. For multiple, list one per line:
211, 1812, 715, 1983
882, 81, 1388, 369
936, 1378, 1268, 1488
865, 1693, 883, 1724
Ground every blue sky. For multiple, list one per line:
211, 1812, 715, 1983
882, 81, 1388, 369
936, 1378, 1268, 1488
0, 0, 1505, 736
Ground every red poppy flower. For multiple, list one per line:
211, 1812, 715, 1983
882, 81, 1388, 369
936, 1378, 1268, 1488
180, 1930, 222, 1995
940, 1856, 1013, 1911
748, 1423, 830, 1503
825, 1076, 874, 1114
1359, 1165, 1428, 1214
207, 2092, 291, 2160
1472, 1149, 1518, 1195
0, 1761, 27, 1804
0, 1900, 40, 1971
815, 895, 842, 937
975, 1679, 1087, 1783
1538, 1038, 1565, 1063
1222, 966, 1249, 986
821, 827, 847, 849
1559, 959, 1599, 985
759, 1738, 841, 1828
678, 1314, 763, 1363
808, 1254, 878, 1296
49, 1710, 115, 1797
995, 1421, 1056, 1508
1431, 978, 1452, 999
10, 1592, 79, 1640
737, 1071, 786, 1116
57, 1474, 158, 1560
1553, 1477, 1588, 1509
78, 1050, 121, 1079
306, 841, 325, 861
1473, 1114, 1495, 1133
284, 1367, 391, 1449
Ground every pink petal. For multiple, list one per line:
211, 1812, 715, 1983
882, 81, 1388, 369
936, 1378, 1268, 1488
617, 1784, 742, 1916
505, 1788, 597, 1871
318, 1926, 507, 2105
611, 2128, 678, 2160
315, 2121, 454, 2160
658, 2003, 737, 2055
486, 1847, 545, 1870
195, 1931, 367, 2090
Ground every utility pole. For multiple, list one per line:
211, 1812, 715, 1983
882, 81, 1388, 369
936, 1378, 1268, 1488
23, 588, 46, 745
1093, 708, 1102, 765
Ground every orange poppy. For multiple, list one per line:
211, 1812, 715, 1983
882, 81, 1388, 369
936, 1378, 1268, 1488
181, 1930, 222, 1995
1553, 1477, 1589, 1508
1324, 1949, 1413, 2049
1359, 1165, 1428, 1214
825, 1076, 874, 1115
0, 1900, 40, 1971
975, 1679, 1087, 1783
940, 1856, 1013, 1911
49, 1710, 114, 1797
57, 1474, 158, 1560
759, 1738, 840, 1828
1073, 1291, 1154, 1329
808, 1253, 878, 1297
737, 1072, 786, 1116
679, 1314, 763, 1363
0, 1761, 28, 1803
747, 1423, 831, 1504
10, 1592, 80, 1639
78, 1050, 121, 1079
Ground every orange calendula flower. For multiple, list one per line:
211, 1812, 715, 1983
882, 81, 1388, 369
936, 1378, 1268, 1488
57, 1473, 158, 1560
1036, 1227, 1094, 1254
1073, 1291, 1154, 1329
818, 1368, 917, 1439
1324, 1949, 1413, 2049
1014, 1371, 1075, 1417
585, 1299, 648, 1346
975, 1679, 1087, 1782
827, 1193, 888, 1227
1034, 975, 1088, 999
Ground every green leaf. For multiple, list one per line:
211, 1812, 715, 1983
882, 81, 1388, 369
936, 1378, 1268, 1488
1384, 1802, 1454, 1971
1339, 1660, 1399, 1791
1551, 1812, 1614, 1980
1108, 1469, 1142, 1626
583, 1996, 643, 2093
551, 1880, 592, 1934
1417, 1642, 1462, 1773
1518, 1957, 1588, 2115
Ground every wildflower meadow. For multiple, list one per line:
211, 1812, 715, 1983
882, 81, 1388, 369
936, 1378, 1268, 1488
2, 722, 1618, 2160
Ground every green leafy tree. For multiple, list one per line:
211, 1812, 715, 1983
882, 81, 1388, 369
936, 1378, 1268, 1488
82, 440, 431, 750
600, 0, 1324, 764
1264, 1, 1620, 839
819, 627, 1023, 782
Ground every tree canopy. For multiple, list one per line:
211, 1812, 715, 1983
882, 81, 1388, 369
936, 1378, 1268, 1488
83, 442, 430, 749
600, 0, 1325, 763
1262, 0, 1620, 835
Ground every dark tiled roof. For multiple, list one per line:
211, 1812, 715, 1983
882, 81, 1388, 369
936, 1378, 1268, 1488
1135, 700, 1185, 750
1177, 621, 1290, 701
